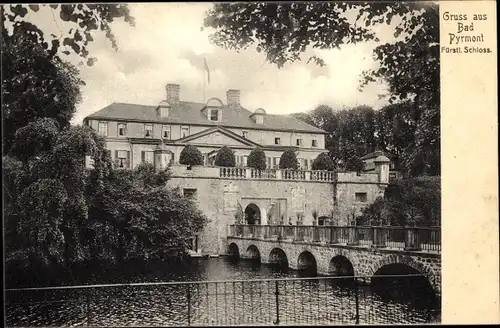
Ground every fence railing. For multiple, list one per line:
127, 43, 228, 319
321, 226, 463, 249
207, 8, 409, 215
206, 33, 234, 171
229, 225, 441, 253
5, 274, 440, 326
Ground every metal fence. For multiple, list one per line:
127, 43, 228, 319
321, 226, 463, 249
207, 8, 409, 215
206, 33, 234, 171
5, 274, 440, 327
230, 225, 441, 253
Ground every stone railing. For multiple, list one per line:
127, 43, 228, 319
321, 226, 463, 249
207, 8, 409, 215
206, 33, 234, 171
169, 164, 384, 183
229, 225, 441, 253
220, 167, 246, 178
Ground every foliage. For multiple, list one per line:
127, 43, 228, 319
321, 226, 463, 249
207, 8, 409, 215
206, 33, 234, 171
344, 155, 364, 172
312, 152, 335, 171
2, 4, 135, 154
358, 176, 441, 227
247, 147, 267, 170
179, 145, 204, 166
205, 2, 440, 176
214, 146, 236, 167
2, 4, 135, 64
279, 150, 299, 170
1, 36, 83, 155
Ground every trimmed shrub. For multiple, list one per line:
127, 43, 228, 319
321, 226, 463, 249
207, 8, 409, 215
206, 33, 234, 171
214, 146, 235, 167
344, 155, 364, 172
312, 153, 335, 171
179, 145, 203, 166
247, 148, 266, 170
279, 150, 298, 170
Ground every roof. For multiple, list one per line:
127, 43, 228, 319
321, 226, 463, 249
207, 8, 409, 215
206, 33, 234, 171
360, 150, 397, 160
84, 102, 327, 134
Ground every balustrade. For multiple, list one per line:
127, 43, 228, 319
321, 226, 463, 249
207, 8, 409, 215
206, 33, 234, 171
229, 225, 441, 253
216, 166, 337, 182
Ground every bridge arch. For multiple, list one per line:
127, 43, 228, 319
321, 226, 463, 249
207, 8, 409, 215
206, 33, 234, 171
245, 245, 261, 261
268, 248, 288, 269
367, 254, 440, 297
297, 250, 317, 275
227, 243, 240, 259
329, 255, 354, 276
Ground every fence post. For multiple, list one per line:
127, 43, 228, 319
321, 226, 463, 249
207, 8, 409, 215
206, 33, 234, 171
187, 284, 192, 326
347, 226, 359, 246
86, 289, 91, 327
273, 280, 280, 325
354, 278, 360, 324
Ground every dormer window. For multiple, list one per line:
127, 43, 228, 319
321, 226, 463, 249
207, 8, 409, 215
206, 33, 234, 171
157, 101, 171, 118
210, 109, 220, 122
250, 108, 266, 125
160, 107, 170, 117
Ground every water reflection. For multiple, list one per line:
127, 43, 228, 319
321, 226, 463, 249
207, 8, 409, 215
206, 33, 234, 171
5, 257, 441, 326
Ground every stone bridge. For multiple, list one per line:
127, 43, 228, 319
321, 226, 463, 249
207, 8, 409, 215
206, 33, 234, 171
226, 225, 441, 297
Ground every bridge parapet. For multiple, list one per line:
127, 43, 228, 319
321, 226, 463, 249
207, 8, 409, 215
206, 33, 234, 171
229, 224, 441, 254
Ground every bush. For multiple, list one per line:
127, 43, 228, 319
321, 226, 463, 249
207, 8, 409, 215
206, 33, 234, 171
247, 148, 266, 170
214, 146, 235, 167
312, 153, 335, 171
344, 155, 364, 172
179, 145, 203, 166
279, 150, 298, 169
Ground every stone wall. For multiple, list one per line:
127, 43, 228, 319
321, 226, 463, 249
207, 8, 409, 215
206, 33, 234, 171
167, 165, 388, 256
227, 237, 441, 297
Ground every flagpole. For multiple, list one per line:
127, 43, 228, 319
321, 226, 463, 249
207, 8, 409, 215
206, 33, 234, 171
203, 61, 206, 103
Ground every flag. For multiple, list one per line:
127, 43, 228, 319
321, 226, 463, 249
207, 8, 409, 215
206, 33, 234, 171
204, 57, 210, 85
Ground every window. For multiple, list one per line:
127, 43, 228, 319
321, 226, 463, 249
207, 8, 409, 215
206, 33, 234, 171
183, 188, 197, 198
242, 131, 248, 138
243, 155, 248, 167
181, 126, 190, 138
266, 157, 271, 168
355, 192, 368, 203
98, 122, 108, 136
160, 107, 169, 117
274, 137, 281, 145
116, 150, 129, 168
210, 109, 219, 121
255, 115, 263, 124
162, 125, 171, 139
144, 124, 153, 137
296, 138, 303, 146
273, 157, 279, 169
141, 151, 154, 164
117, 123, 126, 136
312, 139, 318, 147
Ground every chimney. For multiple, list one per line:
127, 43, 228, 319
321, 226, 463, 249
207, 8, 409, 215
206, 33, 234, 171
226, 89, 241, 106
165, 84, 180, 104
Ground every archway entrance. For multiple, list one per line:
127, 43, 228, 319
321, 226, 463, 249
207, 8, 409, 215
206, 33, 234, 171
244, 203, 261, 225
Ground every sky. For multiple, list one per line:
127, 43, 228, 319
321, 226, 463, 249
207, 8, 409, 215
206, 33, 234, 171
20, 3, 397, 125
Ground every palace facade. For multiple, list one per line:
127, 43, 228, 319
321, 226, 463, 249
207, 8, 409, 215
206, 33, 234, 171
83, 84, 392, 255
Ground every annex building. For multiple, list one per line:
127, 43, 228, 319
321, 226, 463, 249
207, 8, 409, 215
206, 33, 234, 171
83, 84, 391, 255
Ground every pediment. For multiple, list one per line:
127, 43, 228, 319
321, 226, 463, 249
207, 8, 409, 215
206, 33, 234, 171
177, 127, 260, 147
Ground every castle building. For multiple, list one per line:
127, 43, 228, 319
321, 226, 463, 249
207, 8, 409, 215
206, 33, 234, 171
83, 84, 391, 256
83, 84, 327, 170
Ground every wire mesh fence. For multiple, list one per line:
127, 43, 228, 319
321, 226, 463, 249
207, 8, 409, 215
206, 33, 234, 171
5, 274, 440, 327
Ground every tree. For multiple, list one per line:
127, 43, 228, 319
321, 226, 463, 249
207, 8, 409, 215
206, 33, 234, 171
344, 155, 364, 172
247, 147, 267, 170
204, 2, 440, 176
2, 4, 135, 154
179, 145, 204, 166
279, 150, 298, 170
312, 153, 335, 171
214, 146, 236, 167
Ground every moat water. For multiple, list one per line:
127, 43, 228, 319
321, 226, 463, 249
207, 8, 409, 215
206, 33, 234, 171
5, 257, 441, 326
